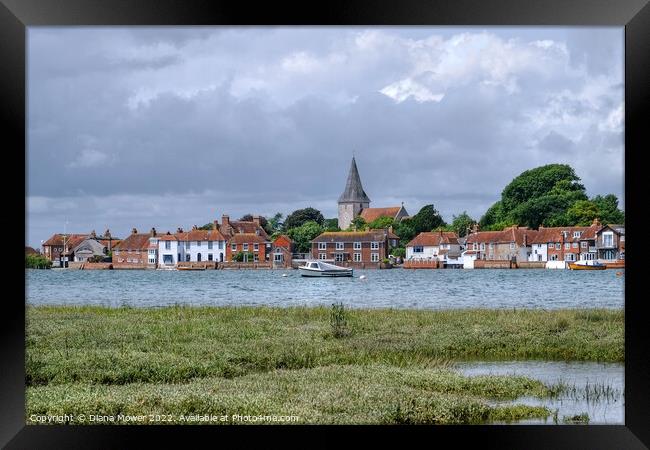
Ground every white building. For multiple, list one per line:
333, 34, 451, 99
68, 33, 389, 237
405, 231, 462, 267
156, 225, 228, 268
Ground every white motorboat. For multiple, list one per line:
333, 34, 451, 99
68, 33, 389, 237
299, 261, 353, 277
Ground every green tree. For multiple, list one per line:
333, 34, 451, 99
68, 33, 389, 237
287, 220, 324, 253
449, 212, 476, 237
198, 223, 214, 230
348, 216, 368, 231
367, 216, 395, 229
393, 218, 417, 243
391, 247, 406, 258
266, 212, 284, 234
283, 207, 325, 230
323, 218, 340, 232
26, 254, 52, 269
411, 204, 446, 233
591, 194, 625, 224
565, 200, 600, 226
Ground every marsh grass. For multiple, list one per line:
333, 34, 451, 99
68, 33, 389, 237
547, 380, 621, 403
25, 305, 623, 424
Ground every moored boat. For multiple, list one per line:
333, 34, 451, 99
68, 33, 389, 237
299, 261, 353, 277
604, 260, 625, 269
568, 261, 606, 270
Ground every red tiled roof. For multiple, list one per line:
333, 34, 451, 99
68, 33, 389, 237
221, 221, 269, 240
114, 233, 152, 250
229, 233, 268, 244
178, 229, 228, 242
43, 233, 89, 247
360, 207, 401, 223
466, 227, 537, 246
369, 228, 400, 240
530, 226, 599, 244
312, 231, 388, 243
406, 231, 458, 248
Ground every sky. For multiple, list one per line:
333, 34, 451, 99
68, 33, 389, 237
26, 26, 624, 248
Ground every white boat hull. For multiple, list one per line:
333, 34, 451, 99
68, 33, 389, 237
299, 261, 353, 277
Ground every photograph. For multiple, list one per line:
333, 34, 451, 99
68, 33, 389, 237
22, 25, 628, 427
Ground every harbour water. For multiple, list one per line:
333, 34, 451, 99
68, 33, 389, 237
26, 268, 624, 309
456, 361, 624, 424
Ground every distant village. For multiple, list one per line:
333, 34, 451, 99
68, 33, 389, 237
30, 157, 625, 271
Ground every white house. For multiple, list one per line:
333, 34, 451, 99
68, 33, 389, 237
157, 225, 228, 267
405, 231, 462, 267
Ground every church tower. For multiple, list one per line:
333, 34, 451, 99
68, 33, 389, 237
338, 157, 370, 230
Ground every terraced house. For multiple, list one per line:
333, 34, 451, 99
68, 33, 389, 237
112, 228, 154, 269
311, 229, 398, 268
405, 231, 462, 267
462, 226, 537, 268
219, 214, 271, 263
528, 220, 601, 263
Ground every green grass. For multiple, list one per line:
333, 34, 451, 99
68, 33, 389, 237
25, 305, 623, 424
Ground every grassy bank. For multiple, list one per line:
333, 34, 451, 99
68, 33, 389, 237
26, 305, 623, 424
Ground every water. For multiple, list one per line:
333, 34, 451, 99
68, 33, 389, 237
456, 361, 624, 424
26, 268, 624, 309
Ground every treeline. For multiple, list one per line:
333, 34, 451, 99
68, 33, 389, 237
198, 164, 624, 256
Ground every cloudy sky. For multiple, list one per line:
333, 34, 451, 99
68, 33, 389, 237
26, 27, 624, 248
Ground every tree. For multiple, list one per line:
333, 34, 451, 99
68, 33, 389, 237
323, 218, 340, 232
348, 216, 368, 231
411, 204, 446, 233
26, 254, 52, 269
198, 223, 214, 230
287, 220, 324, 253
266, 213, 284, 234
591, 194, 625, 224
565, 200, 600, 226
449, 212, 476, 237
393, 218, 416, 244
367, 216, 395, 230
283, 207, 325, 230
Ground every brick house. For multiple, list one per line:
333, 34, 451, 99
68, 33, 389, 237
42, 233, 89, 267
529, 220, 601, 263
311, 230, 395, 268
219, 214, 271, 262
463, 226, 537, 267
271, 234, 294, 268
112, 228, 153, 269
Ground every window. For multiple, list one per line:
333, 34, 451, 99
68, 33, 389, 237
510, 243, 515, 250
335, 253, 344, 262
231, 243, 237, 251
196, 241, 201, 247
550, 254, 557, 261
208, 241, 213, 249
243, 243, 249, 251
620, 235, 625, 242
473, 243, 478, 250
371, 253, 379, 262
572, 242, 578, 248
185, 254, 190, 262
480, 243, 485, 251
186, 241, 191, 249
371, 241, 379, 249
581, 242, 588, 248
413, 246, 423, 253
253, 254, 258, 262
254, 243, 259, 251
148, 258, 155, 264
602, 232, 614, 247
163, 254, 173, 264
218, 241, 224, 249
197, 253, 202, 262
354, 253, 361, 262
165, 241, 171, 250
353, 242, 361, 250
564, 253, 575, 261
573, 231, 581, 238
555, 243, 561, 250
208, 254, 213, 261
564, 243, 571, 249
336, 242, 344, 250
319, 253, 327, 260
548, 243, 554, 249
318, 242, 327, 250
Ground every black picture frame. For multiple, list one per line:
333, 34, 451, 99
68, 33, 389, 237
3, 0, 648, 447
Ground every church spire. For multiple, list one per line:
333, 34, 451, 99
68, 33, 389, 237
338, 156, 371, 203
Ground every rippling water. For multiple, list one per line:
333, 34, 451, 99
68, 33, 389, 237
25, 268, 624, 309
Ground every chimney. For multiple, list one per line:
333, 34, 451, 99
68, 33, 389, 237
131, 228, 137, 235
90, 230, 96, 239
389, 225, 393, 234
150, 227, 157, 237
192, 225, 198, 231
177, 227, 183, 233
222, 215, 230, 228
104, 229, 111, 239
213, 220, 218, 231
252, 215, 261, 226
592, 217, 601, 227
